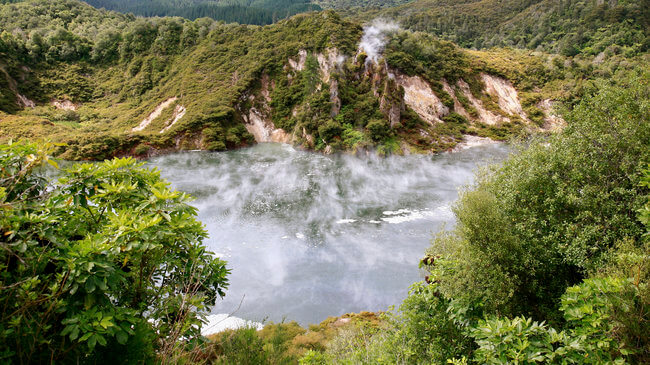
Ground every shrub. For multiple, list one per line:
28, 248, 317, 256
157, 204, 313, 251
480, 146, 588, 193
0, 141, 229, 363
428, 72, 650, 321
366, 119, 390, 142
317, 120, 343, 143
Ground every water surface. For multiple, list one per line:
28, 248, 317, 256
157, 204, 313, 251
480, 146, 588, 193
150, 143, 509, 327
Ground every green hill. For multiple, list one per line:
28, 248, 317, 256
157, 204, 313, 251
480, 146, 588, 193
84, 0, 321, 25
356, 0, 648, 57
0, 0, 646, 160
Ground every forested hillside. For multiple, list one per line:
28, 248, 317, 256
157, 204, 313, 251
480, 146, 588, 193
1, 0, 616, 160
357, 0, 648, 57
84, 0, 320, 24
0, 0, 646, 160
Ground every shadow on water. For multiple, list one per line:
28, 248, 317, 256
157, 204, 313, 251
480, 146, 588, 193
149, 143, 510, 326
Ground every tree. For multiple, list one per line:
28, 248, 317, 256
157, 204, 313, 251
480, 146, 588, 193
0, 141, 229, 363
426, 71, 649, 321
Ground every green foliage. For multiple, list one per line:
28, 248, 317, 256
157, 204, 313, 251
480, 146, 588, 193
318, 120, 343, 143
373, 0, 648, 57
366, 119, 390, 141
211, 320, 334, 364
472, 276, 647, 364
385, 31, 472, 84
85, 0, 322, 25
428, 72, 649, 321
471, 316, 562, 364
323, 283, 473, 364
0, 140, 229, 363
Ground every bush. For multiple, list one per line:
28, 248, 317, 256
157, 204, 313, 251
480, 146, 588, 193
428, 72, 650, 321
472, 276, 648, 364
317, 120, 343, 143
0, 141, 229, 363
324, 282, 473, 364
366, 119, 390, 142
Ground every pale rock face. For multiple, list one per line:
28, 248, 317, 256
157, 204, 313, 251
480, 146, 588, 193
241, 73, 291, 143
480, 73, 529, 122
456, 80, 507, 125
316, 48, 345, 116
537, 99, 566, 131
330, 79, 341, 117
243, 107, 273, 142
452, 135, 500, 151
395, 73, 449, 124
51, 99, 78, 111
316, 48, 345, 84
132, 97, 178, 132
0, 65, 35, 108
442, 80, 471, 120
385, 103, 401, 127
302, 127, 314, 146
17, 94, 35, 108
288, 49, 307, 72
160, 104, 186, 134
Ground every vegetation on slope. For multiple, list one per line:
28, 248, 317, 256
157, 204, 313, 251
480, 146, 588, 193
1, 0, 647, 160
359, 0, 648, 57
84, 0, 322, 25
0, 0, 364, 159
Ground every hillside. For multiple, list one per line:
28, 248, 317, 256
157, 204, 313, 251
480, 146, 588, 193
0, 0, 646, 161
355, 0, 649, 57
84, 0, 321, 25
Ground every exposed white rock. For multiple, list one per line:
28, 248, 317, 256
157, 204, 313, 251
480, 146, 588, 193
51, 99, 78, 111
480, 73, 529, 121
395, 73, 448, 124
244, 108, 291, 143
17, 94, 35, 108
317, 48, 345, 84
0, 65, 35, 108
456, 80, 507, 125
441, 80, 471, 120
288, 49, 307, 72
241, 74, 290, 143
330, 78, 341, 117
537, 99, 566, 131
160, 104, 186, 134
132, 97, 178, 132
452, 135, 500, 151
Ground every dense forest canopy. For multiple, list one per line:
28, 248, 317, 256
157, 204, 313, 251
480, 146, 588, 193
83, 0, 321, 24
356, 0, 649, 57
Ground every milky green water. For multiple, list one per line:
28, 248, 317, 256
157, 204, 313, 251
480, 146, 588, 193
149, 143, 510, 327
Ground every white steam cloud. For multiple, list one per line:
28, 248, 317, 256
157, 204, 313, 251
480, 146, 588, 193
359, 19, 399, 64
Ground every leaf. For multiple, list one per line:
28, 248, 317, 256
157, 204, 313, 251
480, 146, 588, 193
116, 331, 128, 345
87, 334, 97, 349
96, 334, 107, 347
70, 327, 80, 341
85, 278, 96, 293
99, 317, 113, 329
79, 332, 92, 342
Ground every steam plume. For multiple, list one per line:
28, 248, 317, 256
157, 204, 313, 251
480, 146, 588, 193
359, 19, 399, 64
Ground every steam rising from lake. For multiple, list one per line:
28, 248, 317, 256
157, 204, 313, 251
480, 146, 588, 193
150, 143, 509, 326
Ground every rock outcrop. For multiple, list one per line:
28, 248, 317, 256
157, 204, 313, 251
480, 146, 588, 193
395, 73, 449, 124
132, 97, 178, 132
239, 74, 291, 144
